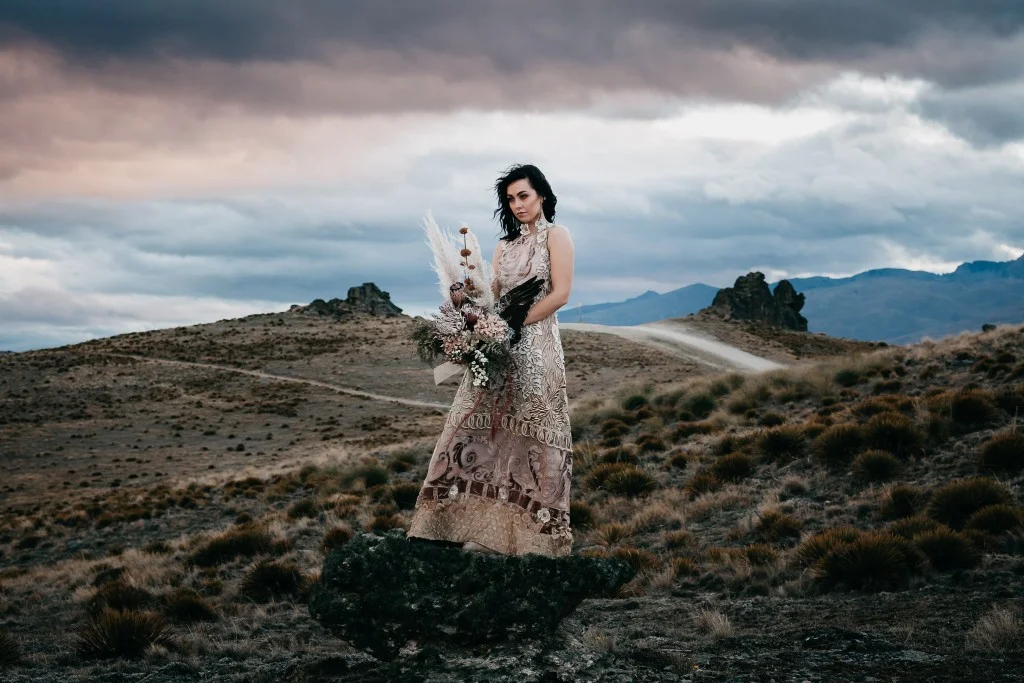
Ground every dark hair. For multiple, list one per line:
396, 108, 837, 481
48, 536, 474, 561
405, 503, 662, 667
492, 164, 557, 241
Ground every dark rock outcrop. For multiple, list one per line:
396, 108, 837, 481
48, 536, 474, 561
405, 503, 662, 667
300, 282, 402, 318
308, 531, 633, 660
706, 272, 808, 331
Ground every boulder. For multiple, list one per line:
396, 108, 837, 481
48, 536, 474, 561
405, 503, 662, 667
299, 282, 403, 318
308, 531, 633, 660
706, 272, 808, 331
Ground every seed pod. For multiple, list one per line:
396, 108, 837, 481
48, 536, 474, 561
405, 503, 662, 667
460, 248, 471, 257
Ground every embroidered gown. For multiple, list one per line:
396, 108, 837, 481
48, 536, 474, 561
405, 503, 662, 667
407, 216, 573, 556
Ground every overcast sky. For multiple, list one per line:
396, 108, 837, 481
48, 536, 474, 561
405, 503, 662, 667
2, 1, 1023, 351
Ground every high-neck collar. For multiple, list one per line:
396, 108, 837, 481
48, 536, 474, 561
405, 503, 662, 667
519, 214, 551, 235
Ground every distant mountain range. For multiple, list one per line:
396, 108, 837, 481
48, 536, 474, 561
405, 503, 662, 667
572, 254, 1024, 343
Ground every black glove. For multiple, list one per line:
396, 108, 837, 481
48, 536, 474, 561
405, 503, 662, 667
497, 276, 544, 345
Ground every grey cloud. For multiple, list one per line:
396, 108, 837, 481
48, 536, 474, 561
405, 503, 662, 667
916, 82, 1024, 145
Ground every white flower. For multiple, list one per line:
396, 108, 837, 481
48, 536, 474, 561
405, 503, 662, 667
536, 508, 551, 524
448, 483, 459, 498
498, 486, 509, 501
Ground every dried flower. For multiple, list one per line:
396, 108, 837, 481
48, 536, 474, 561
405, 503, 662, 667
459, 226, 469, 234
460, 248, 471, 257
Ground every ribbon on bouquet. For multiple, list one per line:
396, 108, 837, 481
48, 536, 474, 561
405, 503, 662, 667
433, 361, 466, 385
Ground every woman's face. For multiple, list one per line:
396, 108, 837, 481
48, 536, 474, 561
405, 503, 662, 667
506, 178, 545, 225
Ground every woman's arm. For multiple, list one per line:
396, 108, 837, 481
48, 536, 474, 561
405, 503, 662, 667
491, 240, 505, 300
523, 226, 574, 326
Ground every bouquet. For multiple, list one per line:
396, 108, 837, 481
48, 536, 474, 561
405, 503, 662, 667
412, 212, 514, 388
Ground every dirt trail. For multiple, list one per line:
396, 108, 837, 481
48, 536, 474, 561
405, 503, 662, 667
561, 320, 784, 372
106, 354, 452, 412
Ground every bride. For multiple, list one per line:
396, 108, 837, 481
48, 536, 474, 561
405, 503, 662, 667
407, 163, 576, 556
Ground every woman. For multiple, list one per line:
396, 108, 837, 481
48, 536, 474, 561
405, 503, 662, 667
407, 163, 575, 556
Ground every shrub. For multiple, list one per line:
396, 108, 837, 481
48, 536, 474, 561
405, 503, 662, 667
753, 510, 803, 545
914, 528, 981, 571
189, 524, 275, 567
604, 467, 659, 497
368, 514, 405, 532
758, 425, 807, 463
812, 423, 865, 468
814, 532, 925, 591
322, 524, 355, 553
162, 588, 218, 623
941, 388, 1002, 432
622, 394, 648, 411
594, 523, 633, 547
852, 450, 900, 482
711, 452, 754, 483
663, 530, 698, 552
744, 543, 778, 566
977, 430, 1024, 474
759, 412, 786, 427
793, 526, 863, 568
887, 515, 943, 539
287, 497, 319, 520
863, 412, 923, 459
240, 559, 307, 603
343, 463, 390, 489
390, 483, 421, 510
965, 504, 1024, 535
600, 418, 631, 438
610, 546, 663, 575
389, 449, 421, 472
598, 446, 638, 465
569, 500, 595, 530
77, 608, 172, 659
834, 368, 863, 387
88, 580, 156, 616
928, 478, 1014, 529
881, 484, 928, 519
0, 630, 20, 667
685, 393, 717, 420
636, 434, 667, 453
683, 471, 721, 499
585, 462, 632, 490
995, 385, 1024, 416
671, 421, 719, 441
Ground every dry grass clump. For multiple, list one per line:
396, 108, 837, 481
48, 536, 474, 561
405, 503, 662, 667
593, 523, 633, 547
711, 452, 754, 483
321, 523, 354, 552
77, 608, 173, 659
610, 546, 663, 575
682, 393, 717, 420
604, 467, 659, 497
965, 504, 1024, 535
752, 510, 803, 546
834, 368, 863, 387
598, 446, 639, 465
286, 497, 319, 520
663, 529, 699, 553
600, 418, 631, 439
929, 388, 1002, 433
692, 608, 735, 639
367, 514, 406, 532
886, 515, 943, 539
683, 471, 722, 500
88, 579, 157, 615
927, 477, 1014, 529
0, 630, 20, 667
812, 423, 865, 468
744, 543, 779, 566
670, 421, 720, 441
913, 528, 981, 571
757, 425, 807, 463
813, 531, 926, 591
793, 527, 864, 569
162, 588, 218, 623
239, 559, 307, 603
852, 450, 901, 482
977, 430, 1024, 474
584, 462, 632, 491
995, 385, 1024, 416
189, 523, 277, 567
569, 500, 596, 530
880, 484, 929, 519
636, 433, 667, 453
851, 395, 916, 419
390, 483, 421, 510
388, 448, 422, 473
966, 605, 1024, 652
862, 412, 924, 459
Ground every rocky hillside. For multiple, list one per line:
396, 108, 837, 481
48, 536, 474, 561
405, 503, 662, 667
1, 319, 1022, 681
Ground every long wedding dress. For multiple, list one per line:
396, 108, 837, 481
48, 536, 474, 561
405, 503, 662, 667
407, 216, 574, 556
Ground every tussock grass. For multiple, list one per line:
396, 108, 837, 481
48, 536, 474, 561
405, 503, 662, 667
0, 630, 20, 667
977, 430, 1024, 474
928, 478, 1014, 529
881, 484, 929, 519
812, 423, 865, 468
913, 528, 980, 571
321, 523, 354, 553
967, 605, 1024, 651
239, 559, 307, 603
162, 588, 218, 623
965, 504, 1024, 535
852, 450, 901, 482
189, 524, 277, 567
813, 531, 925, 592
77, 608, 173, 659
711, 452, 754, 483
